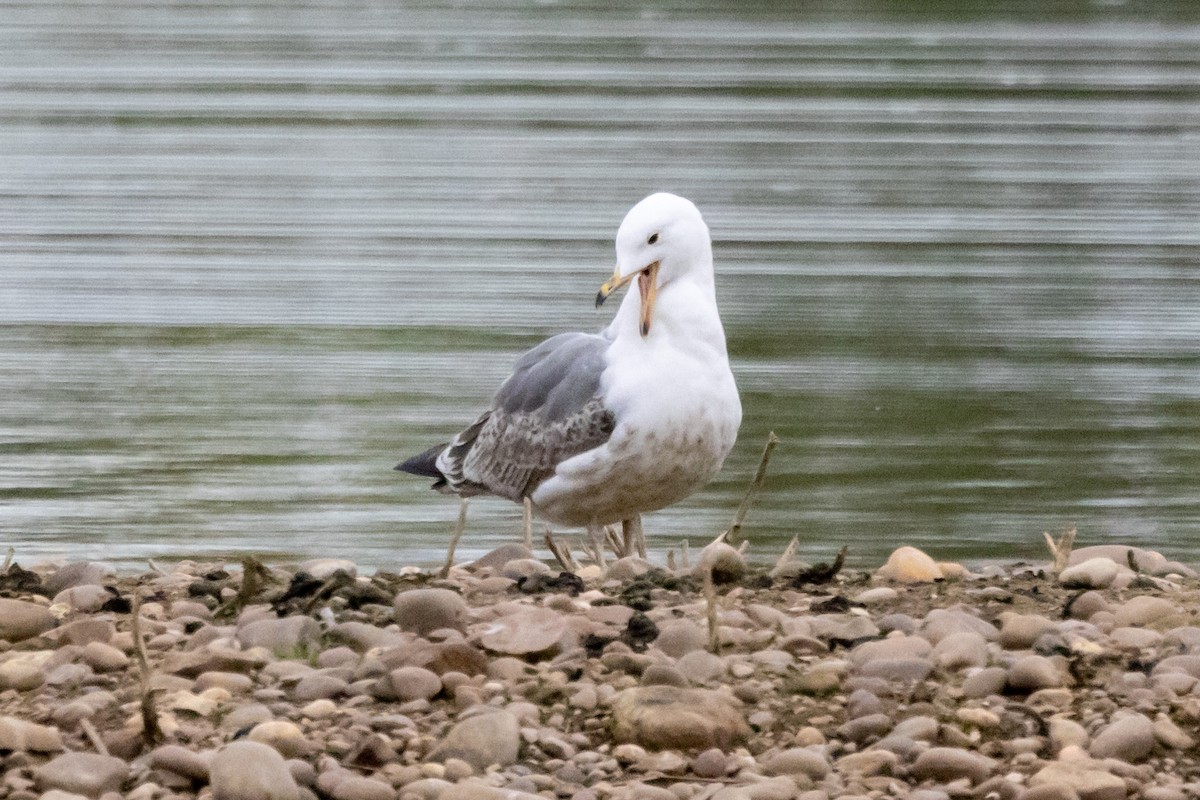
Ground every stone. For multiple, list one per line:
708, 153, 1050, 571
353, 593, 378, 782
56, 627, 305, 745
848, 634, 932, 666
1152, 713, 1195, 750
1059, 558, 1120, 589
248, 720, 309, 758
393, 589, 468, 635
855, 657, 932, 683
33, 752, 130, 797
0, 715, 64, 752
1007, 655, 1067, 691
478, 606, 568, 655
52, 584, 112, 612
54, 618, 115, 646
835, 749, 899, 777
654, 620, 708, 658
43, 561, 115, 593
1049, 717, 1089, 751
389, 666, 443, 701
469, 543, 534, 571
1088, 713, 1154, 762
962, 666, 1009, 698
0, 598, 55, 642
500, 558, 552, 581
691, 747, 727, 778
297, 558, 358, 580
611, 685, 750, 751
237, 615, 322, 655
195, 671, 255, 694
209, 740, 300, 800
762, 746, 831, 780
330, 775, 396, 800
932, 631, 989, 670
875, 546, 942, 583
0, 657, 46, 691
80, 640, 130, 672
920, 608, 999, 644
909, 747, 996, 784
150, 743, 211, 781
428, 708, 521, 770
693, 542, 745, 583
290, 673, 348, 701
1113, 596, 1177, 628
1028, 761, 1126, 800
676, 649, 726, 683
606, 557, 652, 582
998, 613, 1058, 650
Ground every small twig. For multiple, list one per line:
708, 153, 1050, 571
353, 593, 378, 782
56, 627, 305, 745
522, 497, 534, 551
1043, 526, 1076, 574
439, 498, 469, 579
666, 549, 676, 571
130, 590, 162, 747
79, 718, 109, 756
216, 556, 278, 618
792, 545, 847, 585
605, 526, 625, 557
1, 546, 13, 572
1127, 549, 1140, 574
681, 540, 690, 570
703, 566, 720, 654
726, 431, 779, 546
544, 529, 577, 572
773, 535, 799, 573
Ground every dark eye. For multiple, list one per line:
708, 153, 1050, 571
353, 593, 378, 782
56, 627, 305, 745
647, 233, 659, 245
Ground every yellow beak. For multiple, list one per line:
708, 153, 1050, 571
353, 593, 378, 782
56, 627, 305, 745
595, 261, 660, 338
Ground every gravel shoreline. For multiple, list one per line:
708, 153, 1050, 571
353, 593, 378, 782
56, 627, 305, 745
3, 541, 1200, 800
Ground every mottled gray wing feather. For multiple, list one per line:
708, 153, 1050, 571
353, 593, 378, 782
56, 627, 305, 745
437, 332, 616, 501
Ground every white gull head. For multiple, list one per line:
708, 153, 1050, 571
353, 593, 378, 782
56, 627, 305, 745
597, 192, 717, 339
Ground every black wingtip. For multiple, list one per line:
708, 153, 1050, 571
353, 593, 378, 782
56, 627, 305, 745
395, 443, 448, 479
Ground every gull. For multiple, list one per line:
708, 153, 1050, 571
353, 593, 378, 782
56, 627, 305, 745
397, 192, 741, 558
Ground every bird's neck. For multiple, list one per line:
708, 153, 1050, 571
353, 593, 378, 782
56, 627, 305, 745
608, 270, 727, 358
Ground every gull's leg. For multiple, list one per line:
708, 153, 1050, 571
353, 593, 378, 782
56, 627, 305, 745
622, 514, 647, 560
522, 497, 533, 550
438, 498, 469, 579
586, 522, 607, 568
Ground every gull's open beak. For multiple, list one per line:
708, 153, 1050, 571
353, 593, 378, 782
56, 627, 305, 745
595, 261, 660, 338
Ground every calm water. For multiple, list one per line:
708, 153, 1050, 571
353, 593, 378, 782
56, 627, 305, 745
2, 1, 1200, 571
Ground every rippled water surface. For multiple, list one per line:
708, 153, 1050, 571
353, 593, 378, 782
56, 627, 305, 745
3, 1, 1200, 570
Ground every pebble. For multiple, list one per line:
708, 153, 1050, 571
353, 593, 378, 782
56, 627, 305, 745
1113, 596, 1177, 628
932, 630, 989, 670
1088, 712, 1154, 762
1028, 761, 1126, 800
762, 747, 830, 780
393, 588, 468, 635
654, 620, 708, 658
611, 685, 750, 751
1007, 654, 1067, 691
1059, 557, 1120, 589
237, 615, 322, 654
428, 708, 521, 770
33, 752, 130, 797
909, 747, 996, 784
248, 720, 309, 758
5, 546, 1200, 800
389, 666, 443, 701
209, 740, 300, 800
874, 546, 942, 583
0, 598, 55, 642
694, 542, 746, 583
478, 606, 568, 655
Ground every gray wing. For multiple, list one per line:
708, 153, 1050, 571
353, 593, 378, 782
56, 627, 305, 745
437, 332, 617, 501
